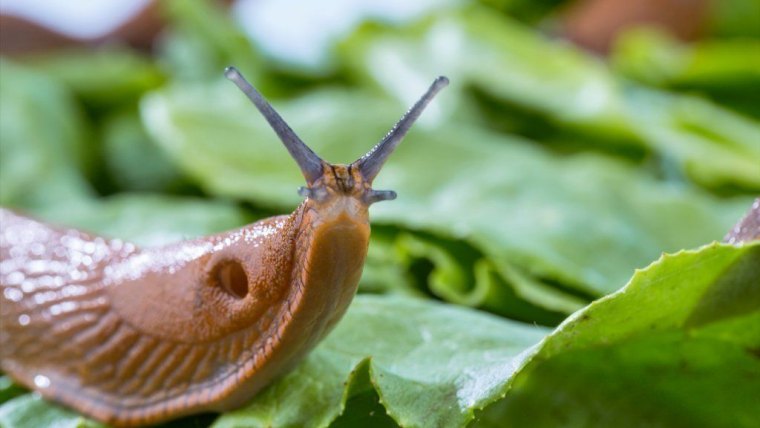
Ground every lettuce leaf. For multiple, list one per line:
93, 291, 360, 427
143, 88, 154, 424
22, 48, 165, 108
477, 241, 760, 427
213, 295, 549, 428
0, 60, 93, 210
340, 10, 760, 190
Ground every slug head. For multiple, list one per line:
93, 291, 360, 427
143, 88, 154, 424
224, 66, 448, 208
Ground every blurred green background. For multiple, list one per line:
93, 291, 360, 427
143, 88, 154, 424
0, 0, 758, 426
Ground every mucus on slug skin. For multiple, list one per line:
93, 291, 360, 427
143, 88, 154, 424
0, 68, 448, 427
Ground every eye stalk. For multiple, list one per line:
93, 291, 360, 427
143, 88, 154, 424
352, 76, 449, 184
225, 66, 325, 185
225, 67, 448, 204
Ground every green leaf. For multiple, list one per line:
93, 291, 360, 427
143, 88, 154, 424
213, 295, 549, 428
329, 384, 398, 428
340, 10, 760, 190
623, 87, 760, 189
612, 28, 760, 89
358, 231, 422, 297
0, 60, 93, 210
158, 0, 262, 82
389, 233, 583, 324
708, 0, 760, 38
340, 10, 632, 139
0, 395, 103, 428
101, 111, 184, 193
612, 29, 760, 118
0, 376, 25, 405
141, 83, 748, 302
477, 242, 760, 427
22, 48, 165, 108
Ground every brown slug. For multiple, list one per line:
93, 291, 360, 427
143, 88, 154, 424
0, 67, 449, 426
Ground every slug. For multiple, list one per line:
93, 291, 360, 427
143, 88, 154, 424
0, 67, 449, 426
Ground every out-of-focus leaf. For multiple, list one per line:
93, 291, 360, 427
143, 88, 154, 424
32, 193, 251, 247
23, 48, 165, 108
340, 10, 760, 190
613, 29, 760, 88
623, 87, 760, 190
341, 11, 631, 138
477, 0, 568, 24
358, 231, 421, 297
0, 394, 104, 428
390, 233, 582, 324
158, 0, 261, 82
141, 83, 748, 301
476, 242, 760, 428
370, 125, 748, 298
361, 230, 576, 325
612, 28, 760, 118
0, 376, 25, 405
102, 111, 183, 192
0, 60, 93, 210
709, 0, 760, 38
213, 295, 549, 428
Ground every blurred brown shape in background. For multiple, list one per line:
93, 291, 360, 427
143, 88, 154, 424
0, 1, 164, 55
561, 0, 710, 53
1, 0, 713, 58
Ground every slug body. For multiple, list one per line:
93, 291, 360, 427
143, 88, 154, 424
0, 173, 367, 424
0, 68, 448, 426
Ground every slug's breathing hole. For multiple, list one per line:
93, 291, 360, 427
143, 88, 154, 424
211, 260, 249, 299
